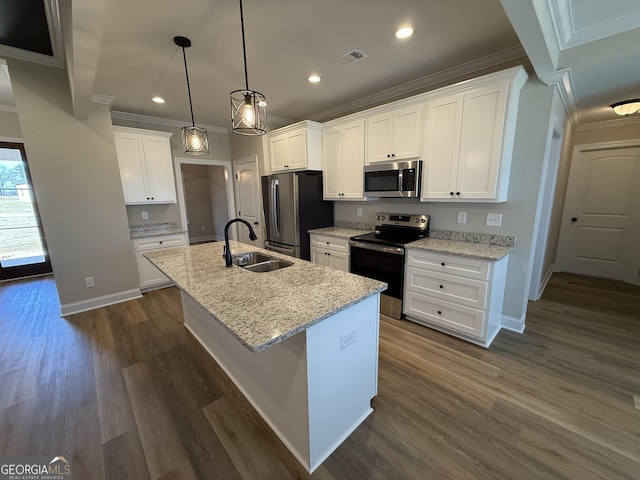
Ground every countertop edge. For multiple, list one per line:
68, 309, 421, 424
405, 239, 514, 261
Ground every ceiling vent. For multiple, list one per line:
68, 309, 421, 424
331, 49, 367, 67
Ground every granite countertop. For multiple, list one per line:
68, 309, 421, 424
144, 241, 386, 352
308, 226, 371, 239
405, 238, 513, 261
130, 223, 187, 239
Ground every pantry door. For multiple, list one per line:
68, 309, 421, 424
555, 141, 640, 284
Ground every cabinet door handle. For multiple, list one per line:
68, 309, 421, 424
449, 192, 454, 196
437, 310, 442, 315
456, 192, 460, 196
159, 241, 163, 244
571, 217, 577, 222
439, 285, 443, 289
440, 262, 445, 266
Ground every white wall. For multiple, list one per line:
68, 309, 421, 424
8, 59, 139, 310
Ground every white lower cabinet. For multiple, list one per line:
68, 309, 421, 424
133, 233, 188, 290
403, 248, 508, 347
310, 234, 350, 272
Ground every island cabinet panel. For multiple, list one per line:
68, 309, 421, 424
113, 126, 176, 204
181, 291, 380, 474
404, 249, 508, 347
268, 120, 323, 173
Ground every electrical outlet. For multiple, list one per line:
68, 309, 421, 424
457, 211, 467, 224
84, 276, 95, 288
486, 213, 503, 227
340, 329, 356, 350
356, 207, 363, 217
141, 211, 148, 220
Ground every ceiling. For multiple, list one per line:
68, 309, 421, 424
0, 0, 639, 130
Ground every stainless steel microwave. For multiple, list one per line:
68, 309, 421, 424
363, 160, 421, 198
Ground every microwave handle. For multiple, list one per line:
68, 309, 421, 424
397, 168, 404, 192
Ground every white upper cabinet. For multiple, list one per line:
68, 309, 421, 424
322, 119, 365, 200
366, 104, 422, 164
113, 126, 176, 204
268, 120, 323, 173
421, 66, 528, 202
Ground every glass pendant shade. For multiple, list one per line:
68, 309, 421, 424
182, 126, 209, 155
611, 99, 640, 116
231, 90, 267, 135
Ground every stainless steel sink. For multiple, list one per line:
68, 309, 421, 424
231, 251, 293, 272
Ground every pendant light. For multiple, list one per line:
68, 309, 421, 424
174, 36, 209, 155
230, 0, 267, 135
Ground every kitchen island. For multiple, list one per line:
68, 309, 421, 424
144, 241, 386, 473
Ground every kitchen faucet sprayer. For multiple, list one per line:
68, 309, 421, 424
223, 218, 258, 267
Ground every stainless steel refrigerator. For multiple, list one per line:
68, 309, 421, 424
261, 171, 333, 260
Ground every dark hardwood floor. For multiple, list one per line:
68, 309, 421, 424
1, 272, 639, 479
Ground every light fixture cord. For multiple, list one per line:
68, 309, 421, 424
239, 0, 249, 90
181, 45, 196, 128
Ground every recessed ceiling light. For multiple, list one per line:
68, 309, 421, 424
308, 75, 321, 83
152, 96, 165, 104
396, 26, 414, 39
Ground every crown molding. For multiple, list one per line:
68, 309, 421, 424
308, 45, 527, 122
91, 94, 115, 106
576, 114, 640, 132
539, 68, 580, 130
110, 110, 229, 134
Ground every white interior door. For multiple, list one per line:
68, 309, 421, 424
233, 157, 263, 247
556, 143, 640, 283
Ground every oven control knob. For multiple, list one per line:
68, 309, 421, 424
381, 216, 385, 220
421, 218, 426, 223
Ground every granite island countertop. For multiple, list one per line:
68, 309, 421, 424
144, 241, 386, 352
405, 237, 513, 261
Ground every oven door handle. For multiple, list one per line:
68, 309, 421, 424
350, 241, 404, 255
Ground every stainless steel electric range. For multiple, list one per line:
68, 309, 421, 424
350, 213, 429, 319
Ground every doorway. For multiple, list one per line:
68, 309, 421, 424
0, 142, 52, 280
555, 140, 640, 284
174, 158, 236, 245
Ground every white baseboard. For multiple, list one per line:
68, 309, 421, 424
533, 264, 555, 301
501, 314, 526, 334
60, 288, 141, 317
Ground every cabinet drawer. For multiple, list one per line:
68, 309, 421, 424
404, 291, 485, 338
133, 234, 187, 252
405, 249, 490, 281
405, 267, 488, 309
310, 234, 350, 254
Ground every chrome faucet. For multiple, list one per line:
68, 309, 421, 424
223, 218, 258, 267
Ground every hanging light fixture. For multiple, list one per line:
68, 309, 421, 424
610, 99, 640, 116
230, 0, 267, 135
174, 36, 209, 154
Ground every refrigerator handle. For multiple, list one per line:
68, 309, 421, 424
271, 178, 281, 238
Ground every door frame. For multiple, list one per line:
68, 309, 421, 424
232, 155, 265, 246
555, 138, 640, 283
0, 138, 53, 281
174, 157, 237, 243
